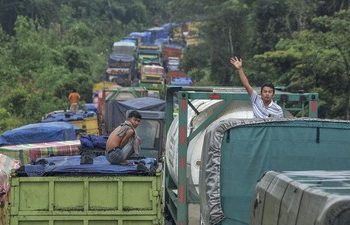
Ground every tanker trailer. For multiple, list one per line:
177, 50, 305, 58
165, 99, 253, 196
164, 86, 319, 225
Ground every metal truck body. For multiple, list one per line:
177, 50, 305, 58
140, 65, 165, 84
199, 118, 350, 225
107, 41, 137, 85
251, 170, 350, 225
162, 45, 182, 61
139, 65, 166, 98
164, 86, 319, 225
137, 45, 162, 69
106, 54, 136, 85
8, 111, 165, 225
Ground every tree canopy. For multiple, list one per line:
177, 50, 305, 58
0, 0, 349, 132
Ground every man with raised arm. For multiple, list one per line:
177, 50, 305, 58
230, 56, 283, 118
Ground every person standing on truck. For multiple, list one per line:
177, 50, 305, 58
230, 56, 283, 118
105, 110, 142, 165
68, 89, 80, 113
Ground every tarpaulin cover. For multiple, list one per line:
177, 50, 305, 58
171, 77, 193, 86
129, 31, 152, 43
0, 154, 20, 204
104, 97, 165, 134
80, 135, 108, 149
41, 111, 96, 122
199, 118, 350, 225
20, 155, 156, 176
109, 54, 134, 63
0, 122, 77, 146
155, 38, 169, 45
0, 140, 80, 164
161, 23, 175, 32
84, 103, 98, 113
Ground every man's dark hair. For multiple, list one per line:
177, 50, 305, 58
261, 82, 275, 94
128, 110, 142, 119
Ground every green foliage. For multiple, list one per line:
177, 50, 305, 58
0, 0, 350, 133
0, 0, 170, 132
252, 9, 350, 118
0, 108, 25, 133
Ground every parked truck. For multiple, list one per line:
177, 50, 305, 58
137, 44, 162, 70
251, 170, 350, 225
139, 65, 166, 98
106, 41, 137, 85
162, 45, 182, 62
166, 71, 187, 84
163, 86, 324, 225
8, 110, 165, 225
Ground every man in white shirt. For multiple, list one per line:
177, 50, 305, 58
230, 56, 283, 118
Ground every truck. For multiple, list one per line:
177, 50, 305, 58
251, 170, 350, 225
166, 71, 187, 84
146, 27, 169, 45
8, 110, 165, 225
163, 86, 326, 225
137, 44, 162, 70
139, 65, 166, 98
106, 54, 136, 86
106, 41, 137, 85
99, 86, 148, 135
162, 45, 182, 62
166, 57, 180, 72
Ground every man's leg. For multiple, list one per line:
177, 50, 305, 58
105, 148, 123, 165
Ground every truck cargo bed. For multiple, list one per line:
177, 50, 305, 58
10, 175, 162, 225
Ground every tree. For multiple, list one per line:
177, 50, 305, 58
252, 9, 350, 119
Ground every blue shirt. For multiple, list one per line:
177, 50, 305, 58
251, 90, 283, 118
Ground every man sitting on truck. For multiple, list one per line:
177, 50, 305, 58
230, 56, 283, 118
105, 110, 142, 165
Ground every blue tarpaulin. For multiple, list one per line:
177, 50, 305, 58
80, 134, 108, 149
0, 122, 77, 146
84, 103, 97, 113
21, 155, 156, 176
171, 77, 193, 86
41, 111, 96, 122
129, 32, 152, 43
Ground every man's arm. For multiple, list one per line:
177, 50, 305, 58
120, 128, 135, 147
230, 57, 254, 96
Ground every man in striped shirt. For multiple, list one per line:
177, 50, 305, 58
230, 56, 283, 118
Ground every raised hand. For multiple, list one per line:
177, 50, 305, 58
230, 56, 242, 70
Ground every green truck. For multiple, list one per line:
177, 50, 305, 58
139, 65, 166, 99
137, 45, 162, 70
8, 110, 165, 225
